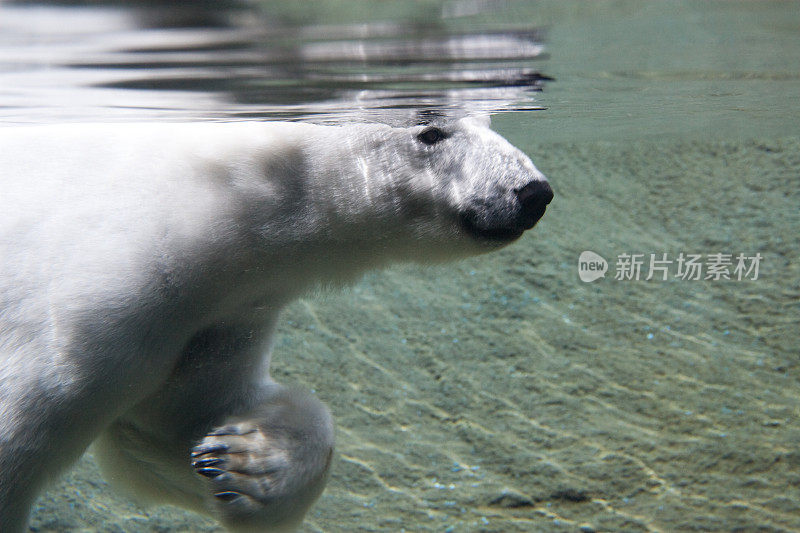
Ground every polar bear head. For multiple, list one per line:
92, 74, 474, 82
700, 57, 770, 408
304, 115, 552, 263
246, 116, 552, 286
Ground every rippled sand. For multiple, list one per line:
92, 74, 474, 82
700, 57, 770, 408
30, 133, 799, 532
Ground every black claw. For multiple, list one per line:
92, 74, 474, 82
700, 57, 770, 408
192, 457, 223, 468
191, 443, 229, 457
207, 427, 236, 436
197, 467, 226, 478
208, 426, 256, 437
214, 491, 241, 502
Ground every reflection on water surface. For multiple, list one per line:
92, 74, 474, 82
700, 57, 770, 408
0, 0, 550, 124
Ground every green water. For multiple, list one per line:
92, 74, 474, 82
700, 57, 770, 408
29, 1, 800, 532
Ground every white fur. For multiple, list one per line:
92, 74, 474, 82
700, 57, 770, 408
0, 118, 548, 531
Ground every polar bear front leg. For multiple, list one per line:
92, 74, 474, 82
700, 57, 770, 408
191, 386, 334, 533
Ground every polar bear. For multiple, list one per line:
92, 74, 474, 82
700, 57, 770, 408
0, 116, 552, 532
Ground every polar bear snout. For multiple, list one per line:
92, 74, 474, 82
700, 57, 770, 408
515, 179, 554, 230
459, 177, 553, 244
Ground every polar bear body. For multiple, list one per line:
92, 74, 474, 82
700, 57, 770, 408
0, 119, 551, 531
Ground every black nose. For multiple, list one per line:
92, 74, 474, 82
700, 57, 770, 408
515, 180, 553, 229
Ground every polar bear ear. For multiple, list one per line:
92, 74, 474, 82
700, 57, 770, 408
415, 109, 446, 126
461, 114, 492, 129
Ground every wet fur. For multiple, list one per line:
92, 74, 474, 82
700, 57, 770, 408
0, 118, 547, 531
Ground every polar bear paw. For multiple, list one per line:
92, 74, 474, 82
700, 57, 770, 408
190, 388, 334, 531
192, 422, 291, 512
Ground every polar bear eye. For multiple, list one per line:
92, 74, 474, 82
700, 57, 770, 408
416, 127, 448, 146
